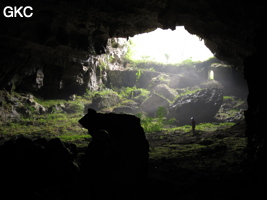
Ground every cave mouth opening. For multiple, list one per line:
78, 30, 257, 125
127, 26, 214, 64
106, 25, 248, 128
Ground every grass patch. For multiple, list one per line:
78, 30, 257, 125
115, 87, 150, 100
158, 122, 236, 135
138, 107, 175, 133
177, 88, 202, 97
196, 122, 235, 131
223, 96, 235, 101
0, 112, 91, 148
34, 98, 67, 107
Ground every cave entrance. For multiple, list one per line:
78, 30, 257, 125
127, 26, 214, 64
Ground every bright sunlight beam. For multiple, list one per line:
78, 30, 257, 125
129, 26, 214, 64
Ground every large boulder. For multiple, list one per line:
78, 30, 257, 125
140, 93, 170, 116
169, 88, 223, 125
0, 136, 78, 198
18, 94, 46, 114
149, 74, 171, 89
153, 84, 178, 101
91, 92, 121, 110
0, 92, 46, 121
78, 109, 149, 196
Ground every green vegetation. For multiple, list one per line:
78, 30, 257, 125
1, 87, 236, 144
124, 39, 217, 73
159, 122, 235, 135
137, 107, 175, 133
223, 96, 235, 101
125, 59, 201, 72
0, 93, 92, 148
196, 122, 235, 132
115, 87, 150, 100
149, 130, 247, 163
0, 83, 238, 149
84, 88, 117, 99
0, 113, 90, 147
135, 69, 143, 82
175, 88, 203, 99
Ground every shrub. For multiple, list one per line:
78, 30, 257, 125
137, 107, 175, 133
117, 87, 150, 100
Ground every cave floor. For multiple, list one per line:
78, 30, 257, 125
144, 121, 257, 200
2, 120, 262, 200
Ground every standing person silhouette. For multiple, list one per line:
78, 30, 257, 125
191, 117, 196, 136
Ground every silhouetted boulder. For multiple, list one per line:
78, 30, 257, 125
169, 88, 223, 125
0, 136, 79, 198
80, 130, 124, 199
79, 109, 149, 197
45, 138, 79, 185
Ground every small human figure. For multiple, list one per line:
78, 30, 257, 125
191, 117, 196, 136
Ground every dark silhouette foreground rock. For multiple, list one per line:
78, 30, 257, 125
79, 109, 149, 199
0, 136, 78, 199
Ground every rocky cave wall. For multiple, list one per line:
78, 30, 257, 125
0, 0, 266, 179
207, 63, 248, 98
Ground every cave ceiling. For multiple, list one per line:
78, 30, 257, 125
0, 0, 265, 89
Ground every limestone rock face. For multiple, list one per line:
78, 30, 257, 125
106, 38, 128, 70
107, 70, 160, 89
0, 92, 47, 122
107, 70, 137, 88
169, 88, 223, 125
0, 0, 258, 97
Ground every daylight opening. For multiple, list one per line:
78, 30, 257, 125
128, 26, 214, 64
209, 70, 215, 80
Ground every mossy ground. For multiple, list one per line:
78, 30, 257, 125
0, 92, 249, 199
0, 112, 91, 148
146, 121, 248, 199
